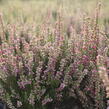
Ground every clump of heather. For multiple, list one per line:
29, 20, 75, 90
0, 6, 108, 109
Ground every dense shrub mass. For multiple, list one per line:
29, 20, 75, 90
0, 8, 109, 109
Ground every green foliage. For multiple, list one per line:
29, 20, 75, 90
0, 2, 108, 109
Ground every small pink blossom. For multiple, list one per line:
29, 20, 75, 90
56, 83, 66, 92
42, 98, 53, 105
17, 101, 22, 107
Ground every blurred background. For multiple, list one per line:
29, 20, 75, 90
0, 0, 109, 25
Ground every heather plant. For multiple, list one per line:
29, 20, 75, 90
0, 6, 108, 109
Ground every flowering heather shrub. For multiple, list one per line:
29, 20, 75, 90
0, 8, 108, 109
